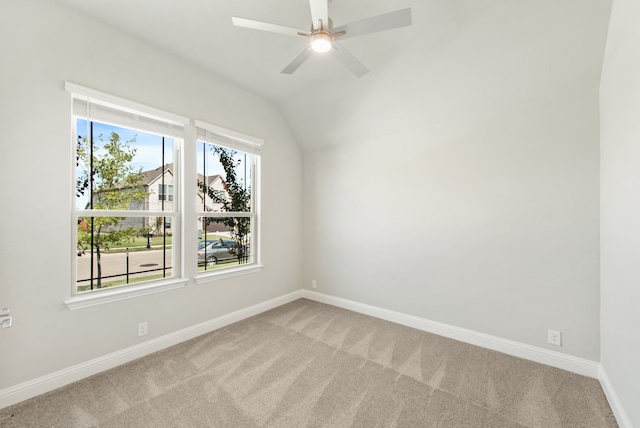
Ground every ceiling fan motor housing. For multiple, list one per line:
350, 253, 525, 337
310, 30, 333, 52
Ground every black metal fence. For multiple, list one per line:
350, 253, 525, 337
77, 248, 171, 289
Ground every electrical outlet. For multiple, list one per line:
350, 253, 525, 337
548, 329, 562, 346
138, 322, 148, 337
1, 317, 12, 329
0, 308, 11, 329
311, 280, 317, 289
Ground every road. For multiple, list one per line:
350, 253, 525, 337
77, 248, 173, 284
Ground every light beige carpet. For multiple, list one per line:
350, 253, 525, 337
0, 299, 617, 427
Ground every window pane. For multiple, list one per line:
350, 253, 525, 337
197, 216, 252, 272
75, 119, 175, 211
158, 184, 174, 202
197, 141, 252, 213
76, 216, 173, 292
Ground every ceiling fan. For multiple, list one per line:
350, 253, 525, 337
232, 0, 412, 77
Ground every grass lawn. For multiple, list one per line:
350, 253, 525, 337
119, 235, 173, 247
88, 233, 230, 254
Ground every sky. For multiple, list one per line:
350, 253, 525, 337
77, 118, 174, 172
75, 119, 249, 210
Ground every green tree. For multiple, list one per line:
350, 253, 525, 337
77, 132, 146, 288
199, 146, 251, 264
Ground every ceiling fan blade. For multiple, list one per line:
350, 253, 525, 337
308, 0, 329, 30
333, 8, 412, 40
281, 47, 313, 74
232, 17, 307, 37
333, 43, 369, 78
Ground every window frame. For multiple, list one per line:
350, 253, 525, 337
63, 84, 265, 309
194, 120, 263, 283
65, 83, 189, 309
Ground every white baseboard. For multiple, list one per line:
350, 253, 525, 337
599, 365, 633, 428
301, 290, 601, 379
0, 289, 304, 410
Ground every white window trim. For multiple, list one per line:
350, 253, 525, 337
195, 264, 264, 285
195, 121, 262, 278
75, 210, 178, 217
69, 83, 184, 305
65, 278, 188, 310
65, 85, 266, 308
66, 82, 189, 132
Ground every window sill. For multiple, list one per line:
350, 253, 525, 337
195, 264, 263, 285
65, 278, 188, 310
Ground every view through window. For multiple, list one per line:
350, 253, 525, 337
196, 137, 256, 273
74, 116, 179, 293
69, 85, 261, 297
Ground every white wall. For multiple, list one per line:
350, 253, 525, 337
0, 0, 302, 391
600, 0, 640, 426
303, 89, 602, 360
293, 0, 608, 363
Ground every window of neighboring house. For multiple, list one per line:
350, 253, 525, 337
68, 83, 186, 295
158, 184, 174, 201
195, 120, 262, 276
212, 189, 225, 202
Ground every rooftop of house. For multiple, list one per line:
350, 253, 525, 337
141, 164, 223, 188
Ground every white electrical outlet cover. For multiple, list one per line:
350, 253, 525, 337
548, 329, 562, 346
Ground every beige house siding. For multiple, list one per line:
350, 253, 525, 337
141, 165, 229, 235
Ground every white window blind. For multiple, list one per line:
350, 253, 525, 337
66, 82, 188, 138
195, 120, 263, 155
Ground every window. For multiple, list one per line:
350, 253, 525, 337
196, 121, 262, 275
68, 83, 186, 295
211, 189, 225, 202
158, 184, 173, 201
66, 84, 262, 306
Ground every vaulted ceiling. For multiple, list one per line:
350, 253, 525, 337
56, 0, 612, 149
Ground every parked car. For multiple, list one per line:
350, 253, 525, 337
197, 239, 238, 266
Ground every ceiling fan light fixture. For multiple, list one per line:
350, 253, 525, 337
232, 1, 412, 76
310, 31, 333, 53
